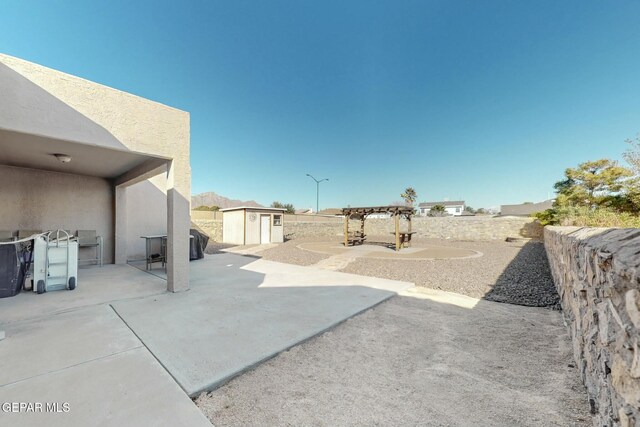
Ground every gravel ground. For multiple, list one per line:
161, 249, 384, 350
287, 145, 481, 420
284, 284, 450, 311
258, 237, 335, 266
340, 237, 560, 309
209, 237, 560, 309
196, 289, 590, 426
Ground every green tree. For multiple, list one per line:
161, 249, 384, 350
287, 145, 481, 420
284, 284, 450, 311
428, 204, 447, 217
464, 206, 476, 214
554, 159, 633, 208
401, 187, 417, 207
271, 201, 295, 214
624, 134, 640, 174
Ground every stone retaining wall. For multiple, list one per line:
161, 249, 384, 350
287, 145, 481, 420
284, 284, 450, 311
364, 216, 541, 240
191, 219, 222, 242
545, 226, 640, 426
191, 215, 540, 242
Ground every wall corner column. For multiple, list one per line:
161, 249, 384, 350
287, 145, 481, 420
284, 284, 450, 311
166, 158, 191, 292
114, 185, 128, 264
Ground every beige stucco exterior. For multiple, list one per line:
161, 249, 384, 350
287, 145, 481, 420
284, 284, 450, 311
0, 54, 191, 292
221, 208, 285, 245
0, 165, 115, 263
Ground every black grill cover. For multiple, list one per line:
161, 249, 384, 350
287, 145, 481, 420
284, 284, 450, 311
0, 244, 23, 298
189, 229, 209, 261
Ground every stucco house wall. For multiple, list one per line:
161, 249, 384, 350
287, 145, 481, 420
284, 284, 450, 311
0, 165, 114, 263
125, 174, 168, 259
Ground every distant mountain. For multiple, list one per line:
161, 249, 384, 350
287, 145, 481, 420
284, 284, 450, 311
191, 192, 264, 209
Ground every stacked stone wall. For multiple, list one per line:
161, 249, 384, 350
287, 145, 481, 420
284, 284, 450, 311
545, 226, 640, 426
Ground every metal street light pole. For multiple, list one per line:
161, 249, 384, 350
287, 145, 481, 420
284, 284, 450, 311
306, 174, 329, 213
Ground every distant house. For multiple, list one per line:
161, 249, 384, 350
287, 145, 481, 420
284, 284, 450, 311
317, 208, 343, 216
500, 200, 554, 217
418, 201, 466, 216
295, 208, 314, 215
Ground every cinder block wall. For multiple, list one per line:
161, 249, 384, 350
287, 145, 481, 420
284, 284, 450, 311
192, 213, 541, 242
545, 226, 640, 426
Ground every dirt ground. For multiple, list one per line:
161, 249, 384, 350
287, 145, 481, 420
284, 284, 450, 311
196, 287, 590, 426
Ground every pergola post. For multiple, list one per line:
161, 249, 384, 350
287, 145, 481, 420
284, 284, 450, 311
166, 158, 191, 293
394, 211, 400, 251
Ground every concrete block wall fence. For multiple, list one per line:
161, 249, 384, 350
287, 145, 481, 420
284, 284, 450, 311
545, 226, 640, 426
191, 214, 541, 243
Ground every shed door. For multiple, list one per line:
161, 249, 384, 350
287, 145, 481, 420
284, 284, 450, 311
260, 215, 270, 244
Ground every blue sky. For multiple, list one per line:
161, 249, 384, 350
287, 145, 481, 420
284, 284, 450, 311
2, 1, 639, 210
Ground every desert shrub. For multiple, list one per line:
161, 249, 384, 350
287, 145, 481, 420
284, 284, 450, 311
534, 206, 640, 228
193, 205, 219, 211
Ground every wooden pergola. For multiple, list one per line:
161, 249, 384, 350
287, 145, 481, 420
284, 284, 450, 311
341, 205, 414, 251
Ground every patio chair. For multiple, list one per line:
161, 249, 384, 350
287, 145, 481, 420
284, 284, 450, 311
0, 230, 15, 242
77, 230, 103, 267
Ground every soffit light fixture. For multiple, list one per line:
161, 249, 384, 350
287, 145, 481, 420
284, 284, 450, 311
53, 153, 72, 163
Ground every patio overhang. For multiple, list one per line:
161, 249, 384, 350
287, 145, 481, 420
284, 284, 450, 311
0, 53, 191, 293
0, 128, 168, 180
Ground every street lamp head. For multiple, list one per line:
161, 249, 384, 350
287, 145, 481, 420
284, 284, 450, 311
306, 174, 328, 213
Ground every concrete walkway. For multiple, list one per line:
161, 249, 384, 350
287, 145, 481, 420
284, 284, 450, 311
0, 305, 212, 427
0, 253, 411, 426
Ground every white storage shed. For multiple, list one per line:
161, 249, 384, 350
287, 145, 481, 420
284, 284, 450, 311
221, 207, 286, 245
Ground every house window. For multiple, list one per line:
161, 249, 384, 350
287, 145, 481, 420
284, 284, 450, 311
273, 215, 282, 226
455, 207, 461, 213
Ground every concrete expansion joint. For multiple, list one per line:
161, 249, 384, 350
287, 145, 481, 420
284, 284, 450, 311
0, 345, 144, 390
108, 304, 189, 395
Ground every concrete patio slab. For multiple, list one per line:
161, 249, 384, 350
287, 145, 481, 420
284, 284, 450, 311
245, 258, 414, 291
0, 252, 412, 425
0, 264, 166, 325
0, 305, 141, 387
112, 253, 413, 396
0, 347, 212, 427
